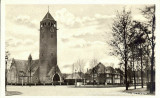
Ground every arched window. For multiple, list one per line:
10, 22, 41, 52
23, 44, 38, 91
48, 22, 50, 26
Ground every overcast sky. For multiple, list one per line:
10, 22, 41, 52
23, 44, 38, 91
5, 4, 150, 73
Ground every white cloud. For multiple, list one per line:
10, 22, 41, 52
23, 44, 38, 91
55, 8, 114, 29
14, 15, 39, 28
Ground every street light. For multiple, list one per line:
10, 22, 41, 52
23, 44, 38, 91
5, 55, 8, 91
75, 69, 77, 87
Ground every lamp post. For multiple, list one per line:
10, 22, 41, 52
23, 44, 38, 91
5, 55, 8, 91
75, 69, 77, 87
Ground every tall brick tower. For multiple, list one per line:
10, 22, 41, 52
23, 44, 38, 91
39, 10, 57, 83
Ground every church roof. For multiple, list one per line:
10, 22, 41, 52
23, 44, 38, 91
47, 65, 62, 77
10, 59, 39, 76
42, 12, 55, 21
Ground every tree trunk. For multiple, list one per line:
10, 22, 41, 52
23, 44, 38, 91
124, 29, 128, 90
140, 45, 143, 88
150, 11, 155, 94
132, 50, 136, 89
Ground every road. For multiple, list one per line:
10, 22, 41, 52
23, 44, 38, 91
6, 85, 150, 96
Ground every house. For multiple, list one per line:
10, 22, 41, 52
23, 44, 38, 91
85, 62, 124, 85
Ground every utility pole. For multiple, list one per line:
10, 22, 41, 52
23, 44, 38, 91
28, 54, 32, 86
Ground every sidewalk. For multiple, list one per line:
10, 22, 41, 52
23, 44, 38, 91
123, 87, 155, 95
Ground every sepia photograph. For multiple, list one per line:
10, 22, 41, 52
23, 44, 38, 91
1, 0, 158, 96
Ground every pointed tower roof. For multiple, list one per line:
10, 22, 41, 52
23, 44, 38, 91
42, 11, 55, 21
28, 54, 32, 60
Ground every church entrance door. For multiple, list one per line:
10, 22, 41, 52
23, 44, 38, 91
53, 73, 60, 83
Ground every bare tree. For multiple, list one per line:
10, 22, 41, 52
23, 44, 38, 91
75, 59, 85, 79
141, 5, 155, 93
109, 9, 133, 90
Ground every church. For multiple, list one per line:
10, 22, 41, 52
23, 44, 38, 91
7, 10, 63, 84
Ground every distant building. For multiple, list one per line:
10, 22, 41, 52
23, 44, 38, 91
85, 62, 124, 85
7, 10, 62, 84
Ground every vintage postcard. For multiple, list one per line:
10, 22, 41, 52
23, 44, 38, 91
1, 0, 159, 97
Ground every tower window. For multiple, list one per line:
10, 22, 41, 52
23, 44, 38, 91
51, 34, 53, 38
42, 34, 44, 38
48, 22, 50, 26
54, 24, 56, 27
51, 53, 53, 56
51, 23, 53, 26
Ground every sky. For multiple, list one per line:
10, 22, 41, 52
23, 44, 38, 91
5, 4, 150, 73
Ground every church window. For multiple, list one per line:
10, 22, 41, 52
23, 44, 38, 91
51, 34, 53, 38
48, 22, 50, 26
51, 23, 53, 26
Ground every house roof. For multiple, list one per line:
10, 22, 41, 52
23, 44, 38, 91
65, 73, 82, 79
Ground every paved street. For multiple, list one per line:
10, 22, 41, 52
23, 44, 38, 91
6, 85, 152, 96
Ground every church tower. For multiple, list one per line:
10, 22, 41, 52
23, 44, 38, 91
39, 10, 57, 83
